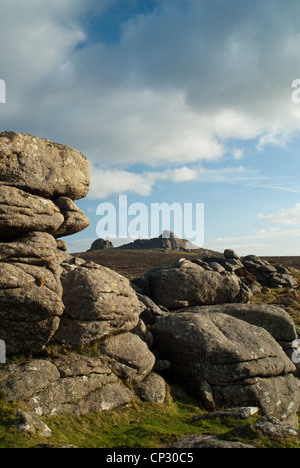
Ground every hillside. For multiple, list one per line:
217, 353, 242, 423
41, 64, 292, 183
73, 248, 300, 279
73, 247, 224, 278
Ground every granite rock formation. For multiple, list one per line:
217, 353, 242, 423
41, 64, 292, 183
0, 132, 299, 436
152, 311, 300, 428
0, 132, 163, 413
0, 132, 90, 353
0, 131, 90, 200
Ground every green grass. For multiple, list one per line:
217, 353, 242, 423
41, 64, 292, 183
0, 386, 299, 449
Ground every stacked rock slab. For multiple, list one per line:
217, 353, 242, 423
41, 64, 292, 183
52, 255, 162, 401
198, 250, 298, 289
0, 132, 162, 414
0, 232, 64, 353
0, 354, 135, 416
0, 132, 90, 354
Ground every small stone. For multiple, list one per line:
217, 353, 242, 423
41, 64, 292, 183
192, 407, 259, 422
13, 411, 52, 437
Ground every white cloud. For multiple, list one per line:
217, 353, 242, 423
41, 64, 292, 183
1, 0, 300, 173
233, 148, 244, 160
259, 203, 300, 225
208, 227, 300, 256
170, 167, 198, 182
88, 164, 260, 199
89, 168, 156, 198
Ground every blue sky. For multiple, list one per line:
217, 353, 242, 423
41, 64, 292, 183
1, 0, 300, 255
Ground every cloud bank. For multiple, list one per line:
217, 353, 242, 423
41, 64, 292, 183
1, 0, 300, 198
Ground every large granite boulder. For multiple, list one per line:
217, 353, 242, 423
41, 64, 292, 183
0, 232, 64, 354
135, 259, 252, 310
53, 259, 141, 346
0, 132, 90, 200
152, 312, 300, 428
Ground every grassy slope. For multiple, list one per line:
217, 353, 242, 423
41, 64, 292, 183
0, 389, 299, 448
0, 250, 300, 448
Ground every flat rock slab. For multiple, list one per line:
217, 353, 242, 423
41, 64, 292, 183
0, 185, 64, 239
192, 407, 259, 422
0, 354, 135, 416
184, 303, 297, 348
0, 232, 64, 354
0, 132, 90, 200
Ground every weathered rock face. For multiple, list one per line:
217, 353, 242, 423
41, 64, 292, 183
13, 411, 52, 437
53, 259, 141, 346
134, 372, 166, 403
137, 294, 169, 325
0, 354, 134, 416
0, 232, 64, 354
0, 133, 92, 353
0, 187, 89, 240
52, 197, 90, 238
0, 185, 64, 239
188, 250, 298, 290
0, 132, 90, 200
0, 132, 168, 416
152, 312, 300, 428
136, 259, 252, 310
184, 303, 297, 353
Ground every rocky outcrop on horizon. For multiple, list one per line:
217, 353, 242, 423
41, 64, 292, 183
89, 238, 114, 251
117, 230, 200, 251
